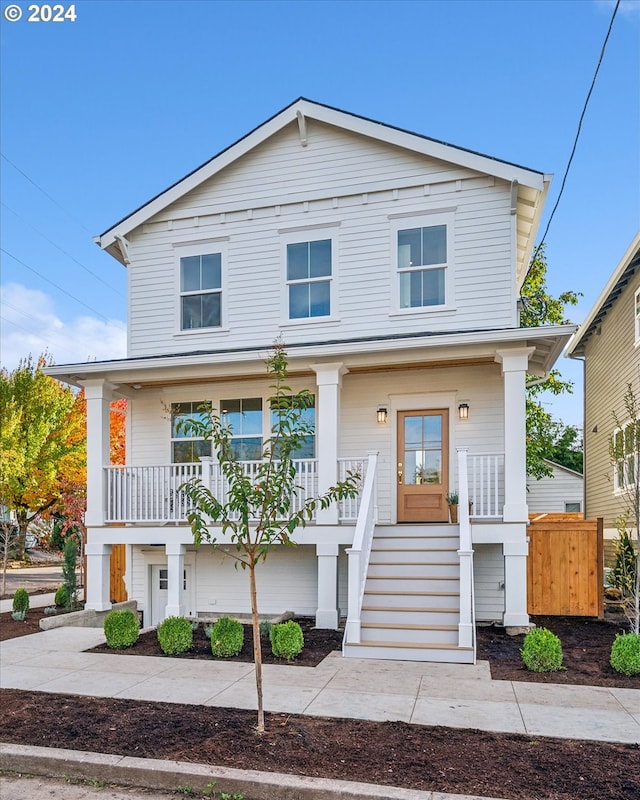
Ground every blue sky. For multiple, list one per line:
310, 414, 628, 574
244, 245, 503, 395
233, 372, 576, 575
1, 0, 638, 428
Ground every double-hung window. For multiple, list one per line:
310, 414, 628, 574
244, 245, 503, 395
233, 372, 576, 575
221, 398, 263, 460
180, 252, 222, 330
635, 288, 639, 346
171, 402, 212, 463
286, 239, 332, 319
613, 420, 640, 492
270, 395, 315, 459
395, 219, 449, 309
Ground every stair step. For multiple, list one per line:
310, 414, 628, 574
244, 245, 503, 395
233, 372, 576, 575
362, 605, 460, 614
361, 608, 460, 626
365, 577, 460, 593
367, 564, 459, 579
361, 622, 457, 631
343, 641, 475, 664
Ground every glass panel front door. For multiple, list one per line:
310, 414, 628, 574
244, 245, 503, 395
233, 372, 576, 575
397, 410, 448, 522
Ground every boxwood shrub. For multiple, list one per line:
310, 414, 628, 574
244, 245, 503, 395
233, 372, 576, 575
210, 616, 244, 658
270, 620, 304, 660
521, 627, 563, 672
610, 632, 640, 676
12, 588, 29, 614
157, 616, 193, 655
104, 609, 139, 649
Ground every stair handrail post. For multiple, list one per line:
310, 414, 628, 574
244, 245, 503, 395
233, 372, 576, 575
456, 447, 475, 652
344, 450, 379, 645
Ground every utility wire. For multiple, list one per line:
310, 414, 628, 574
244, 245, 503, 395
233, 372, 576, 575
1, 153, 93, 234
1, 201, 125, 298
525, 0, 621, 281
1, 247, 110, 321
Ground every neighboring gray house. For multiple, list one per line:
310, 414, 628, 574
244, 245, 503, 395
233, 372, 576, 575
46, 99, 576, 663
526, 460, 583, 513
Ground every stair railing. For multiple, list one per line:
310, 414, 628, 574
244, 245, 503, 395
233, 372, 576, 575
344, 450, 379, 645
457, 447, 476, 660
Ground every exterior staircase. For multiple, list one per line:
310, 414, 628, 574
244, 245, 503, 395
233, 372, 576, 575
343, 524, 475, 663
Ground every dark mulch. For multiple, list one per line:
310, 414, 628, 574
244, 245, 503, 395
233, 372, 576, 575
2, 610, 639, 799
0, 606, 76, 641
1, 688, 638, 800
87, 616, 342, 667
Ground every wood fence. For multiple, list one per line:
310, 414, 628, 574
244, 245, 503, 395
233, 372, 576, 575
109, 544, 128, 603
527, 514, 603, 617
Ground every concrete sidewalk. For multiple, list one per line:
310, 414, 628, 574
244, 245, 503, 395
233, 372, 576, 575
1, 626, 638, 744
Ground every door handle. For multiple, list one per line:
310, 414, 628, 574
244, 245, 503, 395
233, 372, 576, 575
397, 462, 403, 484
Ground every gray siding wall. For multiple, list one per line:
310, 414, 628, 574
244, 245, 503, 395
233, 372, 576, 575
583, 276, 640, 529
527, 465, 583, 513
125, 119, 518, 358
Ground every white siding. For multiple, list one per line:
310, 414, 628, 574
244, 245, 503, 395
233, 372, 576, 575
527, 464, 584, 513
125, 118, 518, 358
473, 544, 505, 622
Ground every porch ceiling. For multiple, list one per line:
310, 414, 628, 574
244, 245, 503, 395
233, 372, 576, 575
45, 325, 575, 391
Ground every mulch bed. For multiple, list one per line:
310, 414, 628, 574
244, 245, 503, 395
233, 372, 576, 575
2, 610, 639, 799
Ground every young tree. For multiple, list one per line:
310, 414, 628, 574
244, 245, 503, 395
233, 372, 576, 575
0, 518, 20, 597
0, 355, 85, 559
520, 245, 580, 478
180, 344, 360, 733
609, 384, 640, 634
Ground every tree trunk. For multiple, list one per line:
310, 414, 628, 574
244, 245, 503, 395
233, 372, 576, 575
14, 510, 28, 561
248, 560, 265, 733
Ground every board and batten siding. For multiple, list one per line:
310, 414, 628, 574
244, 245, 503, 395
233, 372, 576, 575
124, 118, 518, 358
527, 463, 583, 513
583, 275, 640, 530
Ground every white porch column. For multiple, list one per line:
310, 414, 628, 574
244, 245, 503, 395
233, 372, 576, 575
315, 542, 340, 629
84, 540, 112, 611
503, 540, 529, 629
312, 363, 347, 525
81, 379, 116, 528
495, 348, 534, 523
165, 542, 185, 618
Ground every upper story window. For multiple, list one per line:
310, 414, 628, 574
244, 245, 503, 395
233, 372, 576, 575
635, 287, 639, 345
180, 253, 222, 330
397, 224, 447, 308
171, 402, 211, 463
286, 239, 332, 319
613, 419, 639, 492
221, 398, 263, 460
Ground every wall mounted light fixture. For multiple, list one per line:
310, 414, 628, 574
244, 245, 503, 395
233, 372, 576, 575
377, 406, 388, 424
458, 402, 469, 420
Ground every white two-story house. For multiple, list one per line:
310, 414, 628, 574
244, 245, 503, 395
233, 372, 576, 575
47, 98, 575, 663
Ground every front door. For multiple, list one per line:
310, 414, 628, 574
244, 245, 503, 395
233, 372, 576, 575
150, 564, 190, 626
397, 409, 449, 522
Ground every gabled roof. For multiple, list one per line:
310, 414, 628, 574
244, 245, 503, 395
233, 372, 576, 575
543, 459, 584, 479
96, 97, 551, 275
567, 232, 640, 357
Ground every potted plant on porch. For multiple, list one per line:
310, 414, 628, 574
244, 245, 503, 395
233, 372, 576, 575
446, 492, 459, 523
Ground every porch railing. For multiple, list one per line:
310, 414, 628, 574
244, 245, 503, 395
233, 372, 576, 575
344, 451, 379, 645
467, 452, 504, 518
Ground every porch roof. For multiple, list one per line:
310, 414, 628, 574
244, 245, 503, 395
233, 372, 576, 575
46, 325, 576, 391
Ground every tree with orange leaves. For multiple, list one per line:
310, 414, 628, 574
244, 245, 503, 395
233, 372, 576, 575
0, 354, 86, 559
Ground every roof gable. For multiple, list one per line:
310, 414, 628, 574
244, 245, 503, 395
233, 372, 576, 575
96, 97, 550, 271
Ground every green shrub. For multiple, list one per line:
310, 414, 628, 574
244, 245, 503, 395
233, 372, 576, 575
44, 606, 57, 615
12, 588, 29, 614
210, 617, 244, 658
270, 620, 304, 660
104, 609, 139, 649
11, 611, 26, 621
54, 585, 69, 608
610, 632, 640, 676
157, 616, 193, 655
521, 627, 563, 672
259, 620, 273, 638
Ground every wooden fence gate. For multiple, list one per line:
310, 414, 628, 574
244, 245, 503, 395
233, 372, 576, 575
527, 515, 603, 617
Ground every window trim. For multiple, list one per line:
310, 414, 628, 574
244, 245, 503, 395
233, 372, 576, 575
280, 226, 339, 326
170, 401, 212, 464
635, 287, 640, 347
389, 211, 454, 314
173, 240, 228, 335
612, 419, 639, 494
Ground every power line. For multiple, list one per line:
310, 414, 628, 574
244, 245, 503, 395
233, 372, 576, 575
2, 201, 125, 298
1, 247, 110, 321
1, 153, 93, 234
526, 0, 621, 279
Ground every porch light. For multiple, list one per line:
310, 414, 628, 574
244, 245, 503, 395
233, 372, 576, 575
458, 402, 469, 421
377, 406, 388, 424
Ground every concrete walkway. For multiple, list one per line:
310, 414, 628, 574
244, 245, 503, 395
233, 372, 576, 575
1, 625, 638, 744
